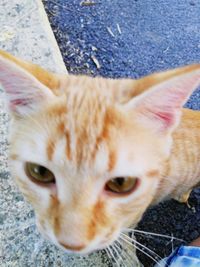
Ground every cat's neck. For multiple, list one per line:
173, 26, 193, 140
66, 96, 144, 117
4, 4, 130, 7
155, 108, 200, 203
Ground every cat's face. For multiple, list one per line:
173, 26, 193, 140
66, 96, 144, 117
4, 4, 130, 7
9, 77, 168, 253
1, 51, 200, 254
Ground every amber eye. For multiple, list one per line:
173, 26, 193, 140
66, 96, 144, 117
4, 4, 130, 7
25, 162, 55, 184
105, 177, 138, 195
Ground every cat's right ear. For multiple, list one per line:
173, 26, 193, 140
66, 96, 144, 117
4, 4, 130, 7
124, 67, 200, 134
0, 55, 55, 116
110, 64, 200, 103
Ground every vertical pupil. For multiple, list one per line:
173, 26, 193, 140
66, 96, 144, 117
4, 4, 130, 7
39, 166, 47, 176
115, 177, 125, 186
34, 166, 46, 176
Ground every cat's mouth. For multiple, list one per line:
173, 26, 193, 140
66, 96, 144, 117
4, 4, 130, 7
36, 218, 120, 254
59, 242, 86, 252
55, 229, 120, 255
57, 235, 117, 255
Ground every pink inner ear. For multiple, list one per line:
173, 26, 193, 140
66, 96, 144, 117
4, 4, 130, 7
150, 109, 176, 129
138, 103, 178, 131
132, 69, 200, 132
0, 55, 54, 115
11, 98, 31, 109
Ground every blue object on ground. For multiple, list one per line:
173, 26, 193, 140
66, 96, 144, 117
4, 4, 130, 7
155, 246, 200, 267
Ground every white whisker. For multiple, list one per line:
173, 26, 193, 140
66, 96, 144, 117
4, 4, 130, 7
119, 234, 163, 267
121, 232, 164, 262
107, 246, 120, 267
115, 239, 134, 267
113, 241, 122, 256
112, 243, 123, 266
105, 247, 112, 260
124, 228, 185, 243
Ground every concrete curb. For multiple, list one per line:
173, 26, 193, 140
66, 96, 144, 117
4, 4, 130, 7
0, 0, 66, 73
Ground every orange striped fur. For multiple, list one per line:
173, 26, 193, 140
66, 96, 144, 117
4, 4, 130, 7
1, 50, 200, 254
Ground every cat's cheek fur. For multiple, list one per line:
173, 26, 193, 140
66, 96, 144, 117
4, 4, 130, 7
11, 167, 61, 248
120, 178, 159, 222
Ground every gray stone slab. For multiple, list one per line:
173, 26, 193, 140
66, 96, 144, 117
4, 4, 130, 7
0, 1, 141, 266
0, 0, 66, 73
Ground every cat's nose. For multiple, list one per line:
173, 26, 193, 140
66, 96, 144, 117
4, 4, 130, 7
59, 241, 86, 252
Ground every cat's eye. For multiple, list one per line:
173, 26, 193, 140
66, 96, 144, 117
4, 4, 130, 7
105, 176, 138, 195
25, 162, 55, 184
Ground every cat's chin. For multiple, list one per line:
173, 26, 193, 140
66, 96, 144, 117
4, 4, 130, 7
59, 244, 115, 256
55, 236, 118, 255
56, 242, 106, 256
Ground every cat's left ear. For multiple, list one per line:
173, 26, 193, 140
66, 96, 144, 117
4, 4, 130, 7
0, 55, 54, 116
124, 67, 200, 133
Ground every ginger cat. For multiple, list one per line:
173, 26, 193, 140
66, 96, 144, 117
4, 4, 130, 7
1, 50, 200, 255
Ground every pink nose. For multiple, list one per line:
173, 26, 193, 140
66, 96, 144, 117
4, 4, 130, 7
59, 242, 86, 251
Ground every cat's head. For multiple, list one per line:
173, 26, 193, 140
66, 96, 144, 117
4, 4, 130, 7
1, 51, 200, 254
